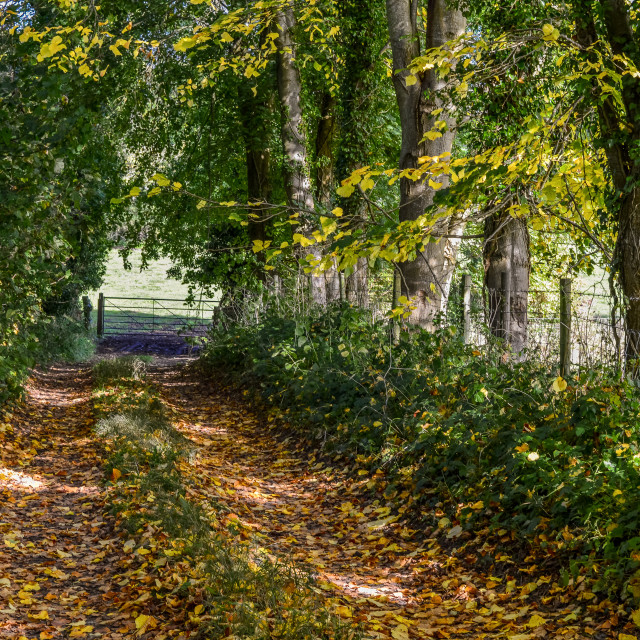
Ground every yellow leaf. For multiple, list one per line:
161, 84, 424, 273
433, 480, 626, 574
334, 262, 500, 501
332, 207, 343, 217
391, 624, 410, 640
174, 37, 197, 52
129, 186, 141, 197
292, 233, 314, 247
527, 613, 546, 628
29, 610, 49, 620
515, 443, 529, 453
405, 74, 418, 87
336, 184, 355, 198
620, 635, 637, 640
552, 376, 567, 393
135, 614, 155, 631
542, 23, 560, 41
221, 32, 233, 42
632, 608, 640, 626
194, 604, 204, 615
152, 173, 171, 187
424, 130, 443, 141
335, 605, 352, 618
361, 177, 375, 190
111, 468, 122, 482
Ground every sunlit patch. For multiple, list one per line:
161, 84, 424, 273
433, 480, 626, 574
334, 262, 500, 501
0, 466, 44, 490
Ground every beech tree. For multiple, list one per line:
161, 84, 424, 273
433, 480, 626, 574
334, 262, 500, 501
386, 0, 466, 329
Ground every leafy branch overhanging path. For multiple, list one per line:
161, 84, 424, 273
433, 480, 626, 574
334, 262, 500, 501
0, 360, 636, 639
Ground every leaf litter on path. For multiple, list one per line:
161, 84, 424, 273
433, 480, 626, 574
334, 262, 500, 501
155, 364, 640, 640
0, 365, 184, 640
2, 360, 640, 640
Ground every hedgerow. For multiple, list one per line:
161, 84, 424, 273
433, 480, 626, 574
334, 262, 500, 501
200, 304, 640, 598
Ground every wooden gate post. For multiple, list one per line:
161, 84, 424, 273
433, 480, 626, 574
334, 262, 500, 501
97, 293, 105, 338
461, 274, 472, 344
560, 278, 571, 378
501, 270, 511, 343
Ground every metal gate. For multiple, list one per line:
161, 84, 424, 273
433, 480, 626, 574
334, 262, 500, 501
96, 294, 218, 337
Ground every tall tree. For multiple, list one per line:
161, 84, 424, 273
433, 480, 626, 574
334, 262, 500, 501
275, 7, 326, 305
484, 214, 530, 353
335, 0, 388, 308
314, 92, 342, 302
386, 0, 466, 328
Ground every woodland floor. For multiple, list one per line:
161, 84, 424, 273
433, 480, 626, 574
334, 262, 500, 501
0, 342, 638, 639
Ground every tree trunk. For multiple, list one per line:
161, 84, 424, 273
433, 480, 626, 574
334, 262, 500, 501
345, 258, 369, 307
572, 0, 640, 363
239, 84, 273, 281
275, 8, 326, 305
334, 0, 384, 309
386, 0, 466, 328
314, 92, 341, 303
484, 213, 530, 354
618, 189, 640, 361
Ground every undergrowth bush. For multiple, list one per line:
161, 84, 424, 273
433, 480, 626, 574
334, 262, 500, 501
33, 314, 96, 363
93, 359, 357, 640
200, 303, 640, 598
0, 314, 95, 404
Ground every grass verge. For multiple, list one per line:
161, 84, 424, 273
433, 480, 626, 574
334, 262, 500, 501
92, 356, 358, 640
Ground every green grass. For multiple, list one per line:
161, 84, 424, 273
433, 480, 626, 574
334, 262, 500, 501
88, 249, 218, 328
90, 249, 193, 304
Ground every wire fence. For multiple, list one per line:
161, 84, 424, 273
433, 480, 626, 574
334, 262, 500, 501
453, 278, 628, 372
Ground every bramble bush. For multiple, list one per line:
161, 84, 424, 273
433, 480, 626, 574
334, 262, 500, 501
201, 304, 640, 597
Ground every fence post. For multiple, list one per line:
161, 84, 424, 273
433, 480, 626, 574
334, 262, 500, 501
560, 278, 571, 378
97, 293, 104, 338
501, 270, 511, 343
461, 274, 472, 344
82, 295, 92, 330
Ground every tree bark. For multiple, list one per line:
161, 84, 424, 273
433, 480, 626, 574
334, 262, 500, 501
334, 0, 385, 309
386, 0, 466, 329
573, 0, 640, 363
484, 213, 530, 354
239, 84, 272, 281
275, 8, 326, 305
314, 91, 341, 303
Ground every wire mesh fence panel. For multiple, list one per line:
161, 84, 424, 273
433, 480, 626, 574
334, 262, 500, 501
101, 297, 219, 336
448, 280, 630, 372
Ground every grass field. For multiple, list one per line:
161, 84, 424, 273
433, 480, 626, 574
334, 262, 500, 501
89, 250, 217, 333
89, 249, 193, 304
